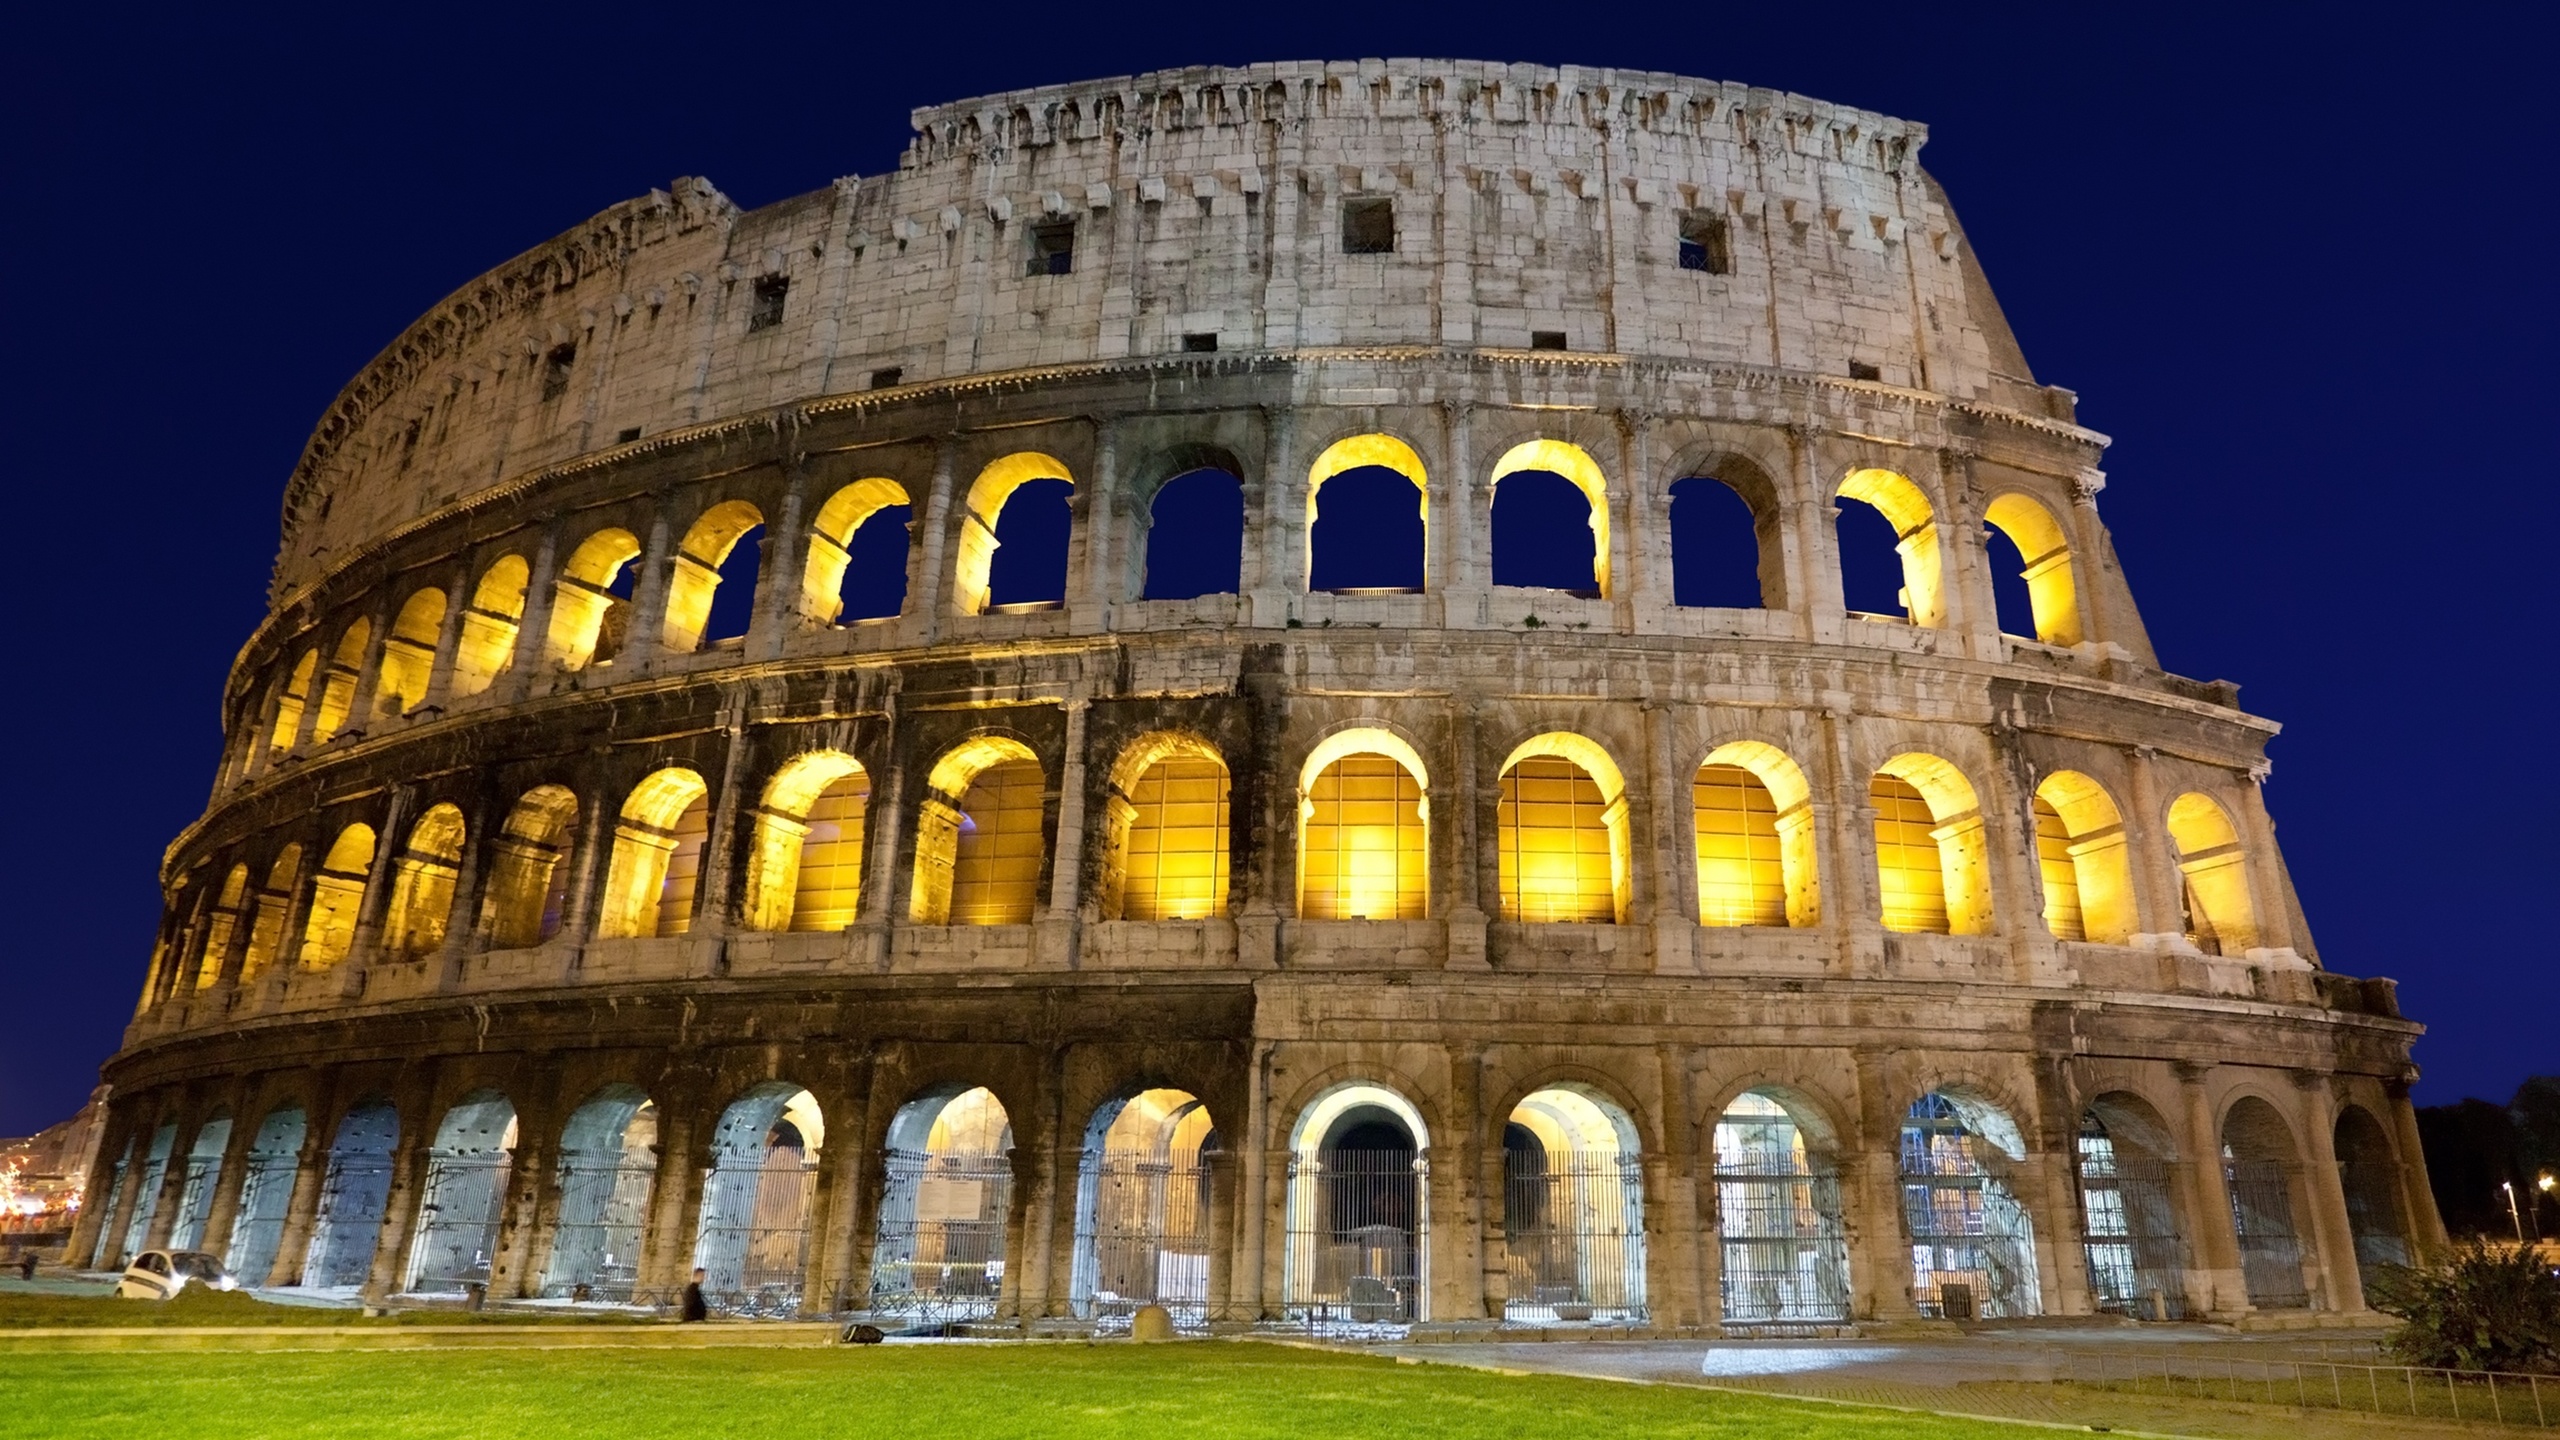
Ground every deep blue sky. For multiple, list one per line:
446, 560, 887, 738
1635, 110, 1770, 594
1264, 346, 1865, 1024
4, 6, 2551, 1135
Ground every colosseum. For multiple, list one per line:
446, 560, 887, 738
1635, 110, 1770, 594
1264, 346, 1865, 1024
75, 59, 2443, 1333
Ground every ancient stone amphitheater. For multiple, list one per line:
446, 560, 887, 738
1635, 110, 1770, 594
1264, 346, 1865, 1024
78, 60, 2442, 1332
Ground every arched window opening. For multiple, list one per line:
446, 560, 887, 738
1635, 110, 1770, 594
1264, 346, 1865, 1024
694, 1085, 824, 1316
1982, 494, 2081, 647
384, 804, 466, 961
1488, 440, 1611, 597
1714, 1091, 1850, 1324
2334, 1106, 2412, 1294
803, 478, 911, 625
1495, 737, 1628, 924
544, 528, 642, 671
1695, 742, 1821, 928
909, 740, 1046, 926
224, 1106, 306, 1286
2167, 792, 2257, 954
1870, 755, 1993, 936
403, 1093, 518, 1296
1297, 732, 1429, 921
742, 751, 870, 933
377, 588, 447, 716
597, 768, 710, 940
1141, 469, 1245, 600
1307, 434, 1427, 594
1283, 1083, 1429, 1327
1502, 1086, 1645, 1324
1835, 469, 1942, 626
451, 555, 529, 698
192, 865, 251, 990
2222, 1096, 2310, 1309
1102, 739, 1230, 922
238, 845, 301, 987
482, 786, 581, 949
662, 501, 766, 653
1669, 476, 1766, 609
872, 1086, 1012, 1321
1900, 1092, 2041, 1318
1070, 1089, 1213, 1329
88, 1137, 133, 1269
304, 1100, 399, 1289
297, 824, 377, 970
269, 649, 316, 753
309, 620, 371, 744
2034, 772, 2135, 945
117, 1124, 178, 1267
2077, 1097, 2191, 1320
953, 453, 1076, 616
543, 1087, 657, 1302
167, 1115, 233, 1252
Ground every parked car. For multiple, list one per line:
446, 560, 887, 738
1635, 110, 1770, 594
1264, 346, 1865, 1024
114, 1250, 238, 1300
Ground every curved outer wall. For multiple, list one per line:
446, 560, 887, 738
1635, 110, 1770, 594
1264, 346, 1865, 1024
86, 61, 2437, 1329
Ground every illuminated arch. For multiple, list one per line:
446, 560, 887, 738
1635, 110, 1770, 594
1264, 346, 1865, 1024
296, 823, 377, 970
2167, 792, 2257, 953
308, 620, 371, 743
802, 478, 911, 623
191, 864, 251, 990
545, 527, 642, 670
542, 1085, 658, 1301
1488, 439, 1612, 597
910, 737, 1046, 925
2032, 771, 2135, 944
1713, 1087, 1852, 1323
659, 499, 766, 653
237, 844, 301, 986
1694, 741, 1819, 928
268, 649, 317, 754
1871, 753, 1993, 935
693, 1083, 825, 1311
2221, 1094, 2310, 1309
482, 785, 581, 948
2077, 1091, 2192, 1318
1297, 728, 1429, 921
1494, 733, 1628, 924
1900, 1089, 2042, 1317
870, 1086, 1011, 1318
1982, 493, 2082, 646
1306, 434, 1429, 590
1282, 1080, 1431, 1322
404, 1090, 519, 1295
597, 768, 711, 940
376, 588, 446, 716
450, 555, 529, 698
1098, 733, 1231, 922
1837, 468, 1944, 627
1069, 1088, 1216, 1323
1501, 1084, 1645, 1322
383, 803, 466, 961
743, 750, 871, 932
952, 453, 1074, 617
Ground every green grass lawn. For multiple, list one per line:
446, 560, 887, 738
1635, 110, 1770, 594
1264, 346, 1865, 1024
0, 1342, 2032, 1439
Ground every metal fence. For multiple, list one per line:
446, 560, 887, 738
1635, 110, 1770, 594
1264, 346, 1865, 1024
1286, 1149, 1424, 1325
223, 1152, 298, 1284
2059, 1346, 2558, 1429
304, 1155, 395, 1288
1073, 1155, 1211, 1326
1502, 1148, 1645, 1324
540, 1157, 655, 1302
404, 1154, 512, 1295
697, 1160, 818, 1317
2076, 1143, 2191, 1321
2224, 1158, 2311, 1309
870, 1149, 1011, 1321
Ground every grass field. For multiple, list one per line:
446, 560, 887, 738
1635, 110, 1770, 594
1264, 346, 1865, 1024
0, 1341, 2034, 1439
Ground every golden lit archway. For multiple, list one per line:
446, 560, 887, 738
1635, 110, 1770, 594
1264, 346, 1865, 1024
1488, 439, 1612, 597
376, 589, 447, 716
2032, 771, 2134, 944
268, 649, 317, 754
952, 453, 1074, 617
451, 555, 529, 698
297, 824, 378, 970
308, 621, 371, 744
1983, 493, 2082, 646
661, 500, 766, 653
383, 805, 466, 960
1099, 733, 1231, 922
803, 479, 911, 623
545, 528, 642, 670
1837, 469, 1943, 627
482, 785, 581, 948
743, 750, 871, 932
1870, 753, 1992, 935
1495, 733, 1628, 923
191, 865, 251, 990
2167, 792, 2257, 953
238, 845, 301, 986
1696, 740, 1819, 928
1297, 728, 1429, 920
910, 737, 1046, 925
598, 769, 711, 940
1306, 434, 1429, 590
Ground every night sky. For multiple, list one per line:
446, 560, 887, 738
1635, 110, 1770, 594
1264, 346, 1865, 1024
5, 7, 2551, 1135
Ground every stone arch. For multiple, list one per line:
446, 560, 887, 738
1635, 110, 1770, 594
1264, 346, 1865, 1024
597, 767, 710, 940
268, 647, 317, 755
1836, 467, 1944, 627
481, 785, 580, 948
1487, 438, 1612, 598
1696, 739, 1820, 928
802, 478, 912, 624
1306, 433, 1428, 593
693, 1082, 824, 1314
1493, 732, 1630, 924
742, 750, 871, 933
383, 803, 466, 961
544, 526, 642, 670
166, 1111, 235, 1252
953, 452, 1075, 617
661, 499, 766, 653
542, 1084, 658, 1301
1711, 1084, 1852, 1324
909, 735, 1046, 925
1899, 1086, 2042, 1317
450, 553, 529, 698
2077, 1090, 2192, 1319
1068, 1087, 1216, 1325
1129, 443, 1246, 602
308, 618, 371, 744
2033, 771, 2135, 944
224, 1104, 306, 1284
1500, 1083, 1646, 1323
1662, 444, 1789, 610
1872, 753, 1993, 936
1297, 726, 1430, 921
2334, 1102, 2413, 1286
297, 823, 377, 970
2221, 1093, 2312, 1309
376, 587, 447, 716
1283, 1080, 1432, 1323
870, 1085, 1014, 1320
2167, 792, 2258, 953
238, 843, 303, 985
303, 1098, 400, 1289
1982, 492, 2082, 646
1096, 731, 1230, 921
404, 1089, 518, 1294
190, 864, 252, 990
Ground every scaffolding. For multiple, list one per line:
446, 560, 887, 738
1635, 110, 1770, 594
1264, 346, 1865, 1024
1900, 1094, 2041, 1318
1714, 1094, 1850, 1325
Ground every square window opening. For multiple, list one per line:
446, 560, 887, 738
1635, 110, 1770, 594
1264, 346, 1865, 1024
748, 275, 789, 332
869, 367, 903, 390
1678, 212, 1731, 274
1848, 361, 1882, 382
615, 426, 642, 444
1342, 197, 1395, 255
1027, 220, 1076, 276
1181, 332, 1218, 353
1530, 331, 1568, 352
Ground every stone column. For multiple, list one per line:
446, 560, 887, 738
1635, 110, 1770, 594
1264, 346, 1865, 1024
1068, 420, 1118, 634
418, 558, 474, 713
637, 1080, 710, 1303
1846, 1053, 1918, 1320
2296, 1075, 2366, 1313
1233, 1041, 1276, 1319
808, 1059, 874, 1315
2234, 771, 2297, 954
1038, 699, 1091, 971
908, 440, 959, 645
1649, 1046, 1709, 1329
501, 525, 563, 706
2175, 1065, 2246, 1317
267, 1076, 340, 1286
2063, 471, 2115, 651
1256, 407, 1304, 625
1436, 401, 1479, 614
488, 1081, 557, 1300
2384, 1079, 2451, 1257
2121, 748, 2187, 944
1617, 411, 1661, 631
198, 1085, 258, 1264
139, 1108, 203, 1253
616, 510, 676, 673
360, 1070, 440, 1302
340, 787, 415, 998
746, 460, 810, 662
1438, 1049, 1489, 1322
1204, 1138, 1238, 1325
1818, 711, 1879, 975
1790, 428, 1848, 646
1446, 707, 1488, 970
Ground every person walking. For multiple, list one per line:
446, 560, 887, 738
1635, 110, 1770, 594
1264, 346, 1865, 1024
680, 1266, 708, 1323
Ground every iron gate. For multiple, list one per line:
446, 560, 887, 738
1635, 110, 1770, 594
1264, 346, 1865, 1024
1715, 1149, 1850, 1324
1072, 1155, 1210, 1324
405, 1155, 513, 1294
304, 1154, 394, 1288
1286, 1149, 1424, 1325
697, 1159, 818, 1316
1502, 1149, 1644, 1323
2226, 1157, 2310, 1309
2077, 1137, 2190, 1320
871, 1149, 1011, 1320
224, 1153, 298, 1285
167, 1156, 219, 1252
541, 1157, 656, 1301
1901, 1115, 2041, 1318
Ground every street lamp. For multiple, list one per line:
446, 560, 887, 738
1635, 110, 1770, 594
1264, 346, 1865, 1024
2505, 1181, 2527, 1243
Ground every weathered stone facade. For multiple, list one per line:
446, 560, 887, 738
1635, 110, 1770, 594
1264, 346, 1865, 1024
82, 61, 2438, 1331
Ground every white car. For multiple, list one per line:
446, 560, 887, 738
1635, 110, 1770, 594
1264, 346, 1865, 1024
114, 1250, 239, 1300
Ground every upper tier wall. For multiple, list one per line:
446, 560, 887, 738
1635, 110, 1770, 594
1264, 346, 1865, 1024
276, 60, 2058, 599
